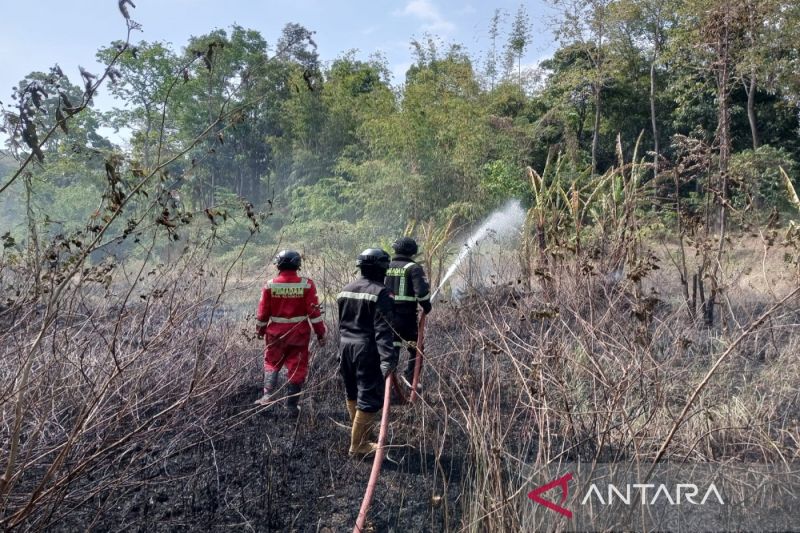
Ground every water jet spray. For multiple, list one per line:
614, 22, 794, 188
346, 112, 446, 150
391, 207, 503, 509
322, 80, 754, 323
431, 199, 526, 300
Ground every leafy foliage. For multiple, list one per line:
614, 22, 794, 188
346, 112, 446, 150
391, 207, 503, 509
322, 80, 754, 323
0, 1, 798, 258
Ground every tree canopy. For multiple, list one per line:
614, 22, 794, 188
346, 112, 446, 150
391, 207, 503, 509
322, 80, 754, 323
1, 2, 799, 254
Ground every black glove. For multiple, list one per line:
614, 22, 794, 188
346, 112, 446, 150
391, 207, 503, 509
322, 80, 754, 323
381, 360, 397, 379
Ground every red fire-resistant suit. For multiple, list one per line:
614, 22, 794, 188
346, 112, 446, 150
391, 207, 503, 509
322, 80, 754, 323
256, 271, 326, 385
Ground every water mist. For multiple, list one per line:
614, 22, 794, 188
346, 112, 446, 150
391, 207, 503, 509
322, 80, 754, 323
432, 199, 526, 299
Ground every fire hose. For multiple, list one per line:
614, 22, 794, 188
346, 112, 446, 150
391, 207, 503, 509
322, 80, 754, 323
353, 314, 426, 532
409, 313, 426, 403
353, 373, 392, 533
386, 313, 427, 406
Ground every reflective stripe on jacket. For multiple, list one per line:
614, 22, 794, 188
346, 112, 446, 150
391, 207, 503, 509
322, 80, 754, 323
384, 256, 432, 314
336, 276, 396, 371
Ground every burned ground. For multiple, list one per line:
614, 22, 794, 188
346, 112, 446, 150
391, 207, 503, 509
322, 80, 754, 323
55, 388, 461, 532
8, 316, 470, 532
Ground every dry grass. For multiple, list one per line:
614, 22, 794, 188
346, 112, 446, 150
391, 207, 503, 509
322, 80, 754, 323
0, 235, 797, 530
407, 247, 800, 531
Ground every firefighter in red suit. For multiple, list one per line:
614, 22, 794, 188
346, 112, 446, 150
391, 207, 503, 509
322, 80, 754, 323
255, 250, 326, 414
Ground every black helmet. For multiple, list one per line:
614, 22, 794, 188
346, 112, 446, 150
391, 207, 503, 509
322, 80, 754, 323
392, 236, 418, 256
274, 250, 301, 270
356, 248, 390, 269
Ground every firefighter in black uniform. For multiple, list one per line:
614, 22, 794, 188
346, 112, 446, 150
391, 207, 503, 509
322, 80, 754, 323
384, 237, 432, 387
337, 248, 397, 456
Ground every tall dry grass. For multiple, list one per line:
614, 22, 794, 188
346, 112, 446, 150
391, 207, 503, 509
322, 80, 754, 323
405, 253, 799, 531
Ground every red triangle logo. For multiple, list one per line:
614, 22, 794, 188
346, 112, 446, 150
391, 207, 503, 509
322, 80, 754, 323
528, 472, 573, 518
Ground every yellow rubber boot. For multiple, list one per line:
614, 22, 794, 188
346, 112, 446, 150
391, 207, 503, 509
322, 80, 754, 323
346, 399, 357, 424
349, 409, 379, 456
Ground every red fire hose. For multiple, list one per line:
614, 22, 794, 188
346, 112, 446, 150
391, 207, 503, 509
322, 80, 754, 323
353, 315, 427, 532
409, 313, 426, 403
386, 314, 427, 406
353, 374, 392, 533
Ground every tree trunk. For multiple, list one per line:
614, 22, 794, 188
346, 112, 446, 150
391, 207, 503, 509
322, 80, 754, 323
649, 59, 660, 179
708, 13, 733, 328
717, 51, 731, 236
745, 72, 760, 149
143, 103, 151, 169
24, 175, 41, 289
576, 103, 586, 148
591, 84, 601, 177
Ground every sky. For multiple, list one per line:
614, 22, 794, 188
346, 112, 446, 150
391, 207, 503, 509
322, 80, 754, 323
0, 0, 557, 142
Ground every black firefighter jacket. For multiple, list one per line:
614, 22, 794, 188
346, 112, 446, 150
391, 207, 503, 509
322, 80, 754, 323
337, 275, 398, 377
384, 255, 432, 316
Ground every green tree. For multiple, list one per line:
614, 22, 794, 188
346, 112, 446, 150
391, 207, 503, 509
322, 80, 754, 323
552, 0, 614, 176
1, 73, 111, 238
539, 44, 597, 165
484, 9, 506, 90
504, 5, 533, 88
359, 40, 491, 224
320, 52, 394, 162
734, 0, 800, 150
612, 0, 677, 178
166, 24, 317, 209
97, 41, 179, 167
